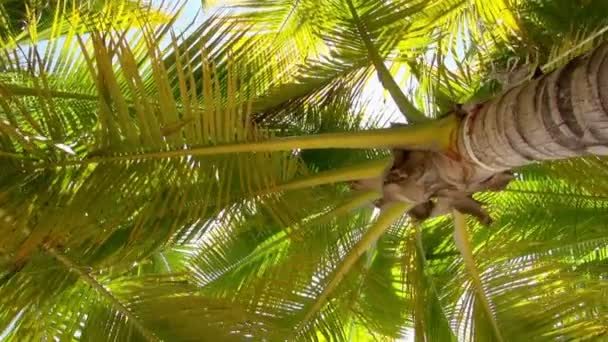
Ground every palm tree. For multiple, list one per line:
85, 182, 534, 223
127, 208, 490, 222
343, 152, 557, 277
0, 0, 607, 341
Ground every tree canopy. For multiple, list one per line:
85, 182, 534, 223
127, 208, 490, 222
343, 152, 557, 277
0, 0, 607, 341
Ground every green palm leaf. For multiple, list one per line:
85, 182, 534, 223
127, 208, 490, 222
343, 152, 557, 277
1, 0, 608, 341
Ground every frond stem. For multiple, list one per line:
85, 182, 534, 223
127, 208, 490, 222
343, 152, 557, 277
295, 202, 410, 336
452, 210, 504, 342
345, 0, 426, 122
504, 189, 608, 200
43, 246, 159, 342
47, 115, 458, 167
0, 151, 30, 159
196, 191, 382, 288
268, 159, 390, 193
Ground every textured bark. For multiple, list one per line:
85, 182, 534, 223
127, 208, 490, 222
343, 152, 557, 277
356, 43, 608, 223
459, 43, 608, 171
352, 147, 513, 224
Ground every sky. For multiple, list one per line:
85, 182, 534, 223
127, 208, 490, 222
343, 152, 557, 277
167, 0, 207, 32
155, 0, 407, 127
152, 0, 214, 33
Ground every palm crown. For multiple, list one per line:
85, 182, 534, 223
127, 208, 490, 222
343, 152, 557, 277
0, 0, 607, 341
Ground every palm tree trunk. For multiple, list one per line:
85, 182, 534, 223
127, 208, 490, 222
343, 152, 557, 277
459, 43, 608, 172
